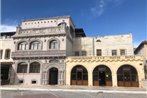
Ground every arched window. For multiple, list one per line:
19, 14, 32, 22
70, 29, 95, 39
58, 22, 67, 27
30, 41, 41, 50
17, 62, 28, 73
49, 40, 59, 49
18, 41, 28, 50
117, 65, 139, 87
29, 62, 40, 73
5, 49, 11, 59
71, 65, 88, 85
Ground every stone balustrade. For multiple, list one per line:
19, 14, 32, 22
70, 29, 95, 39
12, 50, 66, 58
13, 26, 67, 37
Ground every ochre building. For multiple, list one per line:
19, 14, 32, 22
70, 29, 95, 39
65, 56, 144, 87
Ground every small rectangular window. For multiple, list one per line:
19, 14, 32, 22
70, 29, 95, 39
19, 80, 24, 84
32, 80, 37, 84
112, 50, 117, 56
5, 49, 11, 59
75, 51, 79, 56
96, 49, 102, 56
120, 49, 126, 55
82, 51, 86, 56
0, 50, 3, 59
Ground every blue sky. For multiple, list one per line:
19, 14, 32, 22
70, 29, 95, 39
1, 0, 146, 47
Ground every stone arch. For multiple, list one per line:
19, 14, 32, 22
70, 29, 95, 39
48, 67, 58, 85
93, 65, 112, 86
48, 38, 60, 50
17, 62, 28, 73
49, 59, 59, 63
117, 64, 139, 87
57, 22, 67, 27
29, 39, 43, 50
29, 60, 42, 65
29, 62, 40, 73
16, 40, 28, 50
70, 65, 88, 85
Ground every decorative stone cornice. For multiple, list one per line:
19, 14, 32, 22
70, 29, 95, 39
13, 26, 67, 38
65, 56, 143, 63
12, 50, 66, 58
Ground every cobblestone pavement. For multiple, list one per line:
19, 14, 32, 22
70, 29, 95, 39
1, 90, 146, 98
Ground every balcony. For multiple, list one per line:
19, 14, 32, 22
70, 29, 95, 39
13, 26, 67, 38
12, 50, 66, 58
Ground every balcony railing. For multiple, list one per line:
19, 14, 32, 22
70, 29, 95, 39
12, 50, 66, 58
13, 26, 67, 37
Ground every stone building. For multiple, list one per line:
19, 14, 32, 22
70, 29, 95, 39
11, 16, 77, 85
0, 16, 145, 87
0, 32, 15, 85
65, 34, 144, 87
134, 40, 147, 79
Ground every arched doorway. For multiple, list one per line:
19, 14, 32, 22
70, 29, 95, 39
93, 65, 112, 86
49, 67, 58, 85
71, 65, 88, 85
117, 65, 139, 87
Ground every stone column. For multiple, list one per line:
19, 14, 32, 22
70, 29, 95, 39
138, 67, 145, 88
112, 72, 117, 87
66, 68, 70, 85
10, 63, 16, 84
61, 70, 65, 85
27, 62, 30, 73
60, 70, 63, 85
58, 70, 63, 85
88, 70, 93, 86
41, 71, 45, 85
9, 65, 14, 84
45, 71, 48, 85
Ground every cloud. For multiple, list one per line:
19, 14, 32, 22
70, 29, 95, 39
0, 25, 16, 32
90, 0, 125, 17
90, 0, 105, 17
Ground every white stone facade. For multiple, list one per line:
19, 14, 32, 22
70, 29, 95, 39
73, 34, 133, 56
0, 16, 144, 87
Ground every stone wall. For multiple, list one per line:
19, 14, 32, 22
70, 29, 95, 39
73, 33, 134, 56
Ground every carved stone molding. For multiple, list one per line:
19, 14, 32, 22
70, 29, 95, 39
12, 50, 66, 58
65, 56, 143, 63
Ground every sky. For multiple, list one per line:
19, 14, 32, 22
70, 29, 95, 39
1, 0, 147, 47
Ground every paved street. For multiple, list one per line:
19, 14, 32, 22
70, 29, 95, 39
1, 90, 146, 98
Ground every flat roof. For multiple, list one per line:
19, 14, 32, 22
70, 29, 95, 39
23, 15, 71, 22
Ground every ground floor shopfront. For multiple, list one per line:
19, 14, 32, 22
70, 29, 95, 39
65, 56, 145, 87
8, 58, 65, 85
1, 63, 14, 85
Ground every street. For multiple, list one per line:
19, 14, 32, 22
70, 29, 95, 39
1, 90, 146, 98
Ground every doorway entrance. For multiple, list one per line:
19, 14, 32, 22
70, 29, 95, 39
93, 65, 112, 86
49, 67, 58, 85
1, 64, 11, 85
99, 71, 106, 86
117, 65, 139, 87
71, 65, 88, 85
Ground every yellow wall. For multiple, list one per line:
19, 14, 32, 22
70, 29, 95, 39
65, 56, 145, 87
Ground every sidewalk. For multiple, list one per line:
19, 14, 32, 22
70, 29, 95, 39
0, 85, 147, 94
